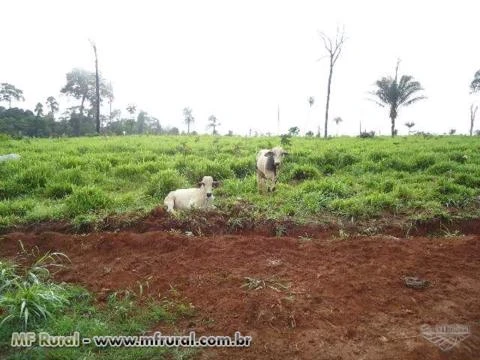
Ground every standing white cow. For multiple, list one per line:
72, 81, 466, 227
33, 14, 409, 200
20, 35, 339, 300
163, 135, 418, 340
256, 146, 288, 193
164, 176, 219, 213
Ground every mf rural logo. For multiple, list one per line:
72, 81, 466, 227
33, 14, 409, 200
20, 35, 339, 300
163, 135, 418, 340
420, 324, 470, 351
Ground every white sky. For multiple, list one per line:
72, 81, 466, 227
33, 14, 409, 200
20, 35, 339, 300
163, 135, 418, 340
1, 0, 479, 136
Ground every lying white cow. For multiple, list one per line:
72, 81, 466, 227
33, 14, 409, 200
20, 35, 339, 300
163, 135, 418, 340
164, 176, 219, 213
256, 146, 288, 193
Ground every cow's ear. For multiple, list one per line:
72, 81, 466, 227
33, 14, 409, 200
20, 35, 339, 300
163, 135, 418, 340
264, 151, 274, 157
198, 182, 204, 187
212, 180, 220, 187
283, 151, 289, 156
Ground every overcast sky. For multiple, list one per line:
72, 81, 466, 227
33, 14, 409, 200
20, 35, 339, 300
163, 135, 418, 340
1, 0, 479, 136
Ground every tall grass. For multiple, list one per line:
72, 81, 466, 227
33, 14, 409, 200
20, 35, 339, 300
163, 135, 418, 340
0, 134, 479, 227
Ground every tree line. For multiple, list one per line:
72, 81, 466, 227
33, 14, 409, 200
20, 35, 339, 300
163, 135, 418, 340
1, 29, 480, 138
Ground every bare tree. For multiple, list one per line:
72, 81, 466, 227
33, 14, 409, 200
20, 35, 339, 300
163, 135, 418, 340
319, 27, 346, 138
207, 115, 221, 135
470, 104, 478, 136
89, 39, 101, 133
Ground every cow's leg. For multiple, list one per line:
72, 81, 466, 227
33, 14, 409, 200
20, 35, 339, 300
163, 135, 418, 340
271, 178, 277, 192
257, 171, 265, 194
265, 177, 275, 192
164, 196, 175, 213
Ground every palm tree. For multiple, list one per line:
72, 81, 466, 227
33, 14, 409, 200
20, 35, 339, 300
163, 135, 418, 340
126, 104, 136, 119
308, 96, 315, 107
207, 115, 220, 135
333, 116, 343, 136
45, 96, 59, 119
471, 69, 480, 93
34, 103, 44, 117
405, 121, 415, 135
183, 107, 194, 134
370, 60, 426, 137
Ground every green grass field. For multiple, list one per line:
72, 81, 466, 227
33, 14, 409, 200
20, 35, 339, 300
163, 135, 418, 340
1, 134, 480, 359
1, 134, 480, 230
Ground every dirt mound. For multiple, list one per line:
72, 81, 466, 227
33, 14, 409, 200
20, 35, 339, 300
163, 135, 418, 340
2, 225, 479, 359
9, 206, 480, 240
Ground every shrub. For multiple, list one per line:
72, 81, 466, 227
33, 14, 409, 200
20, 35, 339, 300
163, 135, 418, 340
0, 282, 69, 330
0, 180, 25, 199
65, 187, 112, 216
229, 157, 253, 178
204, 161, 235, 180
57, 168, 86, 186
454, 173, 480, 188
330, 193, 395, 218
114, 164, 144, 179
359, 131, 375, 138
216, 177, 256, 196
0, 199, 35, 217
146, 170, 188, 199
17, 167, 48, 191
436, 179, 475, 207
288, 164, 319, 181
300, 179, 353, 198
449, 152, 469, 164
319, 151, 359, 169
412, 154, 436, 170
428, 161, 459, 175
176, 158, 234, 183
58, 157, 87, 169
368, 150, 389, 162
45, 183, 73, 199
379, 179, 395, 193
140, 161, 169, 174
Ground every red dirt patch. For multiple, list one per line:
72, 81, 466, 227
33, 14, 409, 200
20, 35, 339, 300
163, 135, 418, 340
2, 223, 480, 359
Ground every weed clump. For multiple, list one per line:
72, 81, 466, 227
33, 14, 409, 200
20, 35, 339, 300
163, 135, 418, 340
146, 169, 188, 199
66, 186, 112, 216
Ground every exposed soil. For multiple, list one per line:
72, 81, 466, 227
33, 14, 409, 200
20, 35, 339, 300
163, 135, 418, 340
2, 210, 480, 360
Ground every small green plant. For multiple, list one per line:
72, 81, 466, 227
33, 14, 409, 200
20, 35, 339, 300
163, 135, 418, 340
298, 234, 313, 242
440, 225, 463, 238
0, 247, 71, 330
0, 260, 18, 294
275, 224, 287, 237
0, 282, 69, 330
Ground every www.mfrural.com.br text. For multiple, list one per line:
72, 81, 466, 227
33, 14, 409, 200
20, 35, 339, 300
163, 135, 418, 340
11, 331, 252, 348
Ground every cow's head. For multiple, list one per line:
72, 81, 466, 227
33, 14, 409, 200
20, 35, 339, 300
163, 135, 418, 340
198, 176, 219, 198
264, 146, 289, 167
